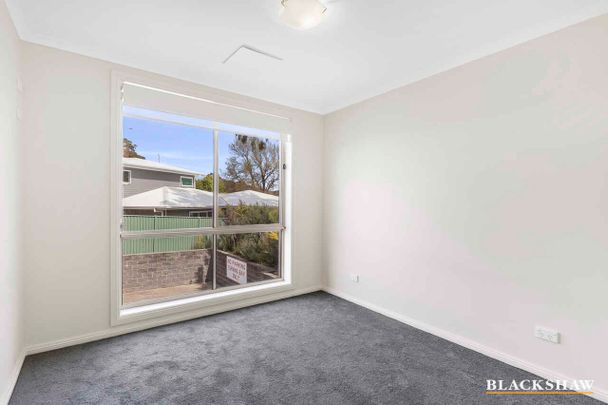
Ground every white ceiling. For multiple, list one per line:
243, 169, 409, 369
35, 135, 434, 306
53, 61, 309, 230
6, 0, 608, 114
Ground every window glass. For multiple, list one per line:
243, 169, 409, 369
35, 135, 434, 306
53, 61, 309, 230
181, 176, 194, 187
120, 106, 285, 308
216, 232, 280, 288
122, 113, 213, 226
122, 234, 213, 306
218, 132, 280, 226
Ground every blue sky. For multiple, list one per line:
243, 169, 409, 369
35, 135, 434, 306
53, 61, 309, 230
123, 116, 234, 176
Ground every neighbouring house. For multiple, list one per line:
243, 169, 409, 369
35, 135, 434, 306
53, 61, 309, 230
123, 158, 279, 217
123, 186, 279, 217
123, 157, 199, 198
123, 186, 220, 217
123, 157, 203, 216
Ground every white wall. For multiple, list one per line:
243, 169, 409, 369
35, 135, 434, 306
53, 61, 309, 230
0, 0, 23, 402
324, 14, 608, 394
21, 43, 324, 348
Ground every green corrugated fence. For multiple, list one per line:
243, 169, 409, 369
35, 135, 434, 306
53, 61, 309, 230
122, 215, 214, 255
124, 215, 213, 231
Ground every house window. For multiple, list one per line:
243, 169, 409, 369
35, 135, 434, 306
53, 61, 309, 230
115, 80, 289, 319
180, 176, 194, 188
189, 211, 212, 218
122, 170, 131, 184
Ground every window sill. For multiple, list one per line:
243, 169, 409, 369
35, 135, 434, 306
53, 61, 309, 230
113, 280, 293, 326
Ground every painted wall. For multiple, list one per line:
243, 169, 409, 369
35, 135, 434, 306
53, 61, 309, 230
0, 0, 23, 402
323, 15, 608, 393
21, 43, 324, 347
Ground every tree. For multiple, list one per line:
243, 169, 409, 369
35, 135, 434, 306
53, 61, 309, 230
196, 173, 254, 193
195, 174, 214, 192
222, 135, 279, 193
195, 173, 227, 193
123, 137, 145, 159
220, 178, 249, 193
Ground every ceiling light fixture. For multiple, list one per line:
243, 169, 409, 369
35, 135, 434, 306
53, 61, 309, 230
280, 0, 327, 30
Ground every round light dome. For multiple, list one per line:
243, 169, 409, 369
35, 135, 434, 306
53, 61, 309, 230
280, 0, 327, 30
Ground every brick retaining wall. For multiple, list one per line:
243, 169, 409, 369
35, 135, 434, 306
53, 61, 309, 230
122, 250, 212, 293
123, 249, 278, 293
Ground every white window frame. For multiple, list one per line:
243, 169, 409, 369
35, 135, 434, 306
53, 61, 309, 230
110, 71, 293, 326
180, 175, 194, 188
122, 169, 131, 184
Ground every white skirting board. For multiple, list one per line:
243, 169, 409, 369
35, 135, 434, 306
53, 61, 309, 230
323, 287, 607, 404
1, 351, 25, 405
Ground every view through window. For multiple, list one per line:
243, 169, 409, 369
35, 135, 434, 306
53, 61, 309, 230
121, 107, 283, 307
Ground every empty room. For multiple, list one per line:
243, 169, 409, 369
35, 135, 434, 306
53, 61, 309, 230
1, 1, 607, 404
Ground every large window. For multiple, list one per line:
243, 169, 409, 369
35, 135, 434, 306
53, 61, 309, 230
118, 94, 286, 309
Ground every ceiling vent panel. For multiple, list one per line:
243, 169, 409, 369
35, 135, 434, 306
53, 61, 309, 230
222, 45, 282, 74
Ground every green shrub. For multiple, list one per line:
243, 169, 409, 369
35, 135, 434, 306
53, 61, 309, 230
221, 204, 279, 226
190, 204, 280, 267
218, 232, 278, 268
193, 235, 213, 250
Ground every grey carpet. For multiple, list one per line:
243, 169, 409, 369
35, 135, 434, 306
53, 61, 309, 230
10, 292, 600, 405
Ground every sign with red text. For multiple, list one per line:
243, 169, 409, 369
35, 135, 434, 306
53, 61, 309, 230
226, 256, 247, 284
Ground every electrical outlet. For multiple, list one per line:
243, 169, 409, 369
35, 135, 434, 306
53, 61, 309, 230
534, 326, 560, 344
349, 274, 359, 283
